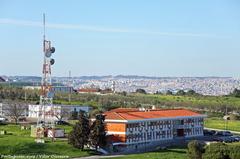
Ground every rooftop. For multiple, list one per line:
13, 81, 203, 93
104, 108, 204, 121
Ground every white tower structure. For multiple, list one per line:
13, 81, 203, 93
37, 14, 56, 127
111, 80, 116, 93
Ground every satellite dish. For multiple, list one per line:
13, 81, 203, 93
50, 47, 55, 53
50, 58, 55, 65
45, 52, 52, 58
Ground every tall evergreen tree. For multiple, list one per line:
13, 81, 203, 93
68, 111, 90, 150
89, 114, 106, 150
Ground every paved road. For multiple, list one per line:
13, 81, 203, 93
205, 127, 240, 134
73, 155, 124, 159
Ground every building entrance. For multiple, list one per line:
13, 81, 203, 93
177, 129, 184, 137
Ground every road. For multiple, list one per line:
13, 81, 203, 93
73, 155, 124, 159
205, 127, 240, 134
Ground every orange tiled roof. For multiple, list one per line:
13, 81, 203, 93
108, 108, 139, 113
104, 108, 202, 121
78, 88, 100, 93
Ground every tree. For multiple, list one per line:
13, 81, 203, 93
166, 90, 173, 95
187, 140, 204, 159
70, 108, 78, 120
120, 91, 127, 96
176, 90, 186, 96
55, 107, 71, 121
155, 91, 162, 95
89, 114, 106, 150
4, 101, 27, 124
230, 88, 240, 98
186, 90, 199, 96
135, 88, 147, 94
229, 114, 240, 120
68, 111, 90, 150
90, 109, 103, 118
203, 142, 229, 159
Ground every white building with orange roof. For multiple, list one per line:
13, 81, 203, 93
103, 108, 206, 152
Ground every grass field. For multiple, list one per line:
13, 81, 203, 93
104, 148, 187, 159
0, 124, 92, 158
146, 94, 240, 110
204, 118, 240, 132
53, 93, 240, 112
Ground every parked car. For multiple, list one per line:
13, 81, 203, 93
55, 120, 70, 125
222, 131, 233, 136
231, 136, 240, 142
0, 117, 7, 125
204, 129, 216, 136
209, 130, 216, 135
214, 131, 223, 136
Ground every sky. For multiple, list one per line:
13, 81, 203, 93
0, 0, 240, 77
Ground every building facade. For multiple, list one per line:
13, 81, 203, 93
28, 105, 92, 121
104, 108, 206, 151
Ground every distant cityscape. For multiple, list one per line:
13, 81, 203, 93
1, 75, 240, 96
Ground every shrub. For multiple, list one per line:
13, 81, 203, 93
203, 142, 229, 159
187, 140, 204, 159
229, 145, 240, 159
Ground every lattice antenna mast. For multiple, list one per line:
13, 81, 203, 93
37, 13, 56, 128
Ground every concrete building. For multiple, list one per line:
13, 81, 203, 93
28, 105, 92, 121
104, 108, 206, 152
51, 86, 74, 93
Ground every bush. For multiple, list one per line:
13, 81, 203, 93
203, 143, 229, 159
187, 140, 204, 159
229, 145, 240, 159
229, 114, 240, 120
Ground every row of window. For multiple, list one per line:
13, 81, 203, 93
185, 127, 203, 136
127, 130, 173, 143
127, 118, 204, 132
126, 127, 203, 143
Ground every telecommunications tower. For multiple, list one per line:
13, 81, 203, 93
37, 13, 56, 128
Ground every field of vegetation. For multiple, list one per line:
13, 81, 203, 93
204, 117, 240, 132
0, 124, 93, 158
2, 85, 240, 113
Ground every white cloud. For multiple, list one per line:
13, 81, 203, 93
0, 18, 220, 38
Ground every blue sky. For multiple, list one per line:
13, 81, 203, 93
0, 0, 240, 77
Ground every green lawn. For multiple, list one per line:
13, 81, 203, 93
0, 124, 92, 158
204, 118, 240, 132
104, 148, 187, 159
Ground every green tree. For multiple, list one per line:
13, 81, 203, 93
203, 143, 229, 159
230, 88, 240, 98
186, 89, 199, 96
229, 114, 240, 120
176, 90, 186, 96
89, 114, 106, 150
166, 90, 173, 95
187, 140, 204, 159
135, 88, 147, 94
68, 111, 90, 150
70, 108, 78, 120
